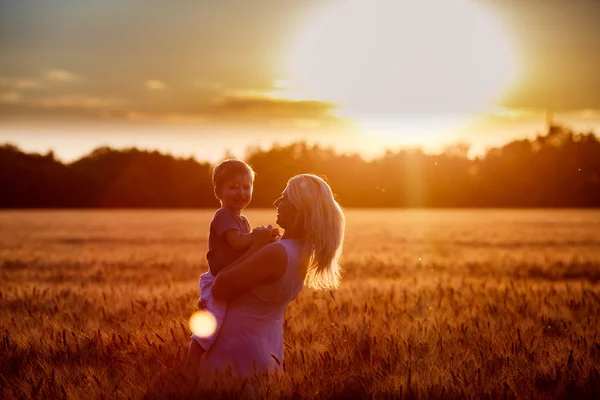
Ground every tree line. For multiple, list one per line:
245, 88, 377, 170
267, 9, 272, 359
1, 123, 599, 208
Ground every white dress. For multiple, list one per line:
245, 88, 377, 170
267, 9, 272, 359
200, 239, 305, 377
191, 272, 227, 350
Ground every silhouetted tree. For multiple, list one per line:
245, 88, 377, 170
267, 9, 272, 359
1, 122, 599, 208
0, 144, 93, 207
69, 147, 215, 207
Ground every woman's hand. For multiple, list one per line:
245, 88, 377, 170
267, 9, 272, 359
252, 225, 275, 247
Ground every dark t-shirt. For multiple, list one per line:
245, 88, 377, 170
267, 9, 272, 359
206, 208, 252, 276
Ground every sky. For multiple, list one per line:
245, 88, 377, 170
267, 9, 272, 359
1, 0, 600, 162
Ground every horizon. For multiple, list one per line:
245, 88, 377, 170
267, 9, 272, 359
3, 120, 598, 209
2, 118, 596, 164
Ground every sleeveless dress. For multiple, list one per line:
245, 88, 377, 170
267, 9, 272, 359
200, 239, 305, 377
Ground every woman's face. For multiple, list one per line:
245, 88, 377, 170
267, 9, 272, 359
273, 189, 298, 229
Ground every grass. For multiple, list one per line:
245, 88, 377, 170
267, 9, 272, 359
1, 209, 600, 399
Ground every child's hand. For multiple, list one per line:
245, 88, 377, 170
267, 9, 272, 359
270, 226, 280, 241
252, 226, 274, 246
197, 297, 207, 311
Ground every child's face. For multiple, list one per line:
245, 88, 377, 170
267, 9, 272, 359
216, 173, 253, 212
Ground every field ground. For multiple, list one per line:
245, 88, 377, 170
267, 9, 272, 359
2, 209, 600, 399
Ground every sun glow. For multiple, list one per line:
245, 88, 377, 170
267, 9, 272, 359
284, 0, 519, 148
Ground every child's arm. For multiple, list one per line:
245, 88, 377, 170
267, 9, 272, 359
224, 225, 279, 250
224, 230, 253, 250
222, 226, 275, 269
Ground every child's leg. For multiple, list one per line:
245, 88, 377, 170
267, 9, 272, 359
184, 339, 205, 375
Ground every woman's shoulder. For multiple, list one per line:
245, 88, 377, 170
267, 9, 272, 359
254, 241, 305, 288
272, 240, 306, 268
246, 242, 287, 280
260, 241, 288, 260
274, 239, 301, 253
256, 240, 303, 270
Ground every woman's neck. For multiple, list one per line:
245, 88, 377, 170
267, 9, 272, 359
281, 228, 303, 241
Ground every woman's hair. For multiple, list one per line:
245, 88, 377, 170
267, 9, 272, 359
286, 174, 345, 290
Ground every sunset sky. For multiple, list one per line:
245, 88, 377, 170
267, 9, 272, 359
1, 0, 600, 162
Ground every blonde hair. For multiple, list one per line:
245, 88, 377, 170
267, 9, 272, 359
286, 174, 345, 290
212, 159, 255, 191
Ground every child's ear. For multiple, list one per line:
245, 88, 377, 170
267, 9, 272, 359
214, 188, 221, 200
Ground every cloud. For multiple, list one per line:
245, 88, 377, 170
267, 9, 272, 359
145, 80, 167, 90
45, 69, 78, 82
0, 77, 42, 90
197, 93, 346, 129
15, 80, 41, 89
120, 94, 340, 126
32, 95, 119, 110
0, 83, 345, 129
0, 91, 23, 104
0, 93, 125, 122
101, 90, 344, 127
1, 70, 79, 90
124, 110, 208, 124
209, 94, 338, 120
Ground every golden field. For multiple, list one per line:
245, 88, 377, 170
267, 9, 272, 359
1, 209, 600, 399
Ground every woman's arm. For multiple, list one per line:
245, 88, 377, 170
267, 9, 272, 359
219, 226, 273, 270
211, 242, 287, 302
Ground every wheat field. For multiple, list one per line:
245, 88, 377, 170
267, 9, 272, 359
2, 209, 600, 399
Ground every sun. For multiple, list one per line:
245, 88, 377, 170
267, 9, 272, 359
283, 0, 519, 149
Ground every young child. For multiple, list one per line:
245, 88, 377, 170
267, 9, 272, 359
189, 159, 277, 363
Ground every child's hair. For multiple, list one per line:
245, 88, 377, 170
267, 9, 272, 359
285, 174, 345, 290
212, 159, 255, 191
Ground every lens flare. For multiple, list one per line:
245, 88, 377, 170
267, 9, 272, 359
188, 310, 217, 338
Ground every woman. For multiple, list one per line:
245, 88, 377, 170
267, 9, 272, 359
187, 174, 345, 377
